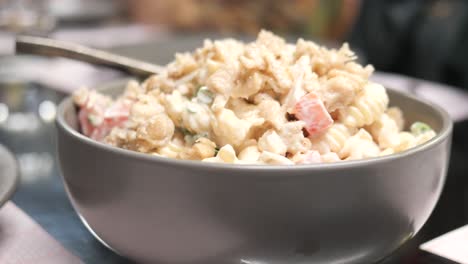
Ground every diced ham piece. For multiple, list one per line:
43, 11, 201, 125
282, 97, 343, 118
104, 99, 131, 119
77, 93, 131, 141
90, 118, 125, 141
292, 92, 333, 136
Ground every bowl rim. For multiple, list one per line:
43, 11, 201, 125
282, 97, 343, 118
56, 79, 453, 173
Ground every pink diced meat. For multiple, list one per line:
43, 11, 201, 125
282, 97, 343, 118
293, 92, 333, 136
77, 91, 131, 141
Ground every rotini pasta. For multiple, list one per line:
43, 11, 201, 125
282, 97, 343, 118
338, 82, 389, 128
74, 30, 436, 165
258, 129, 288, 155
203, 144, 238, 163
367, 113, 400, 149
238, 144, 261, 163
340, 129, 381, 160
310, 123, 356, 157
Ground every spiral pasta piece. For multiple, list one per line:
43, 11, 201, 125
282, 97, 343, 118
339, 82, 389, 128
310, 123, 355, 157
340, 129, 381, 160
367, 113, 400, 149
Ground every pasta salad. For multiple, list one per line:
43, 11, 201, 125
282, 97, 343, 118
73, 30, 436, 165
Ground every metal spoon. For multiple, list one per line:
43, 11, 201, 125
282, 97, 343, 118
15, 35, 163, 79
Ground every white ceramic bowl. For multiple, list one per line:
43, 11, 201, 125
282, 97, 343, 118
57, 81, 452, 264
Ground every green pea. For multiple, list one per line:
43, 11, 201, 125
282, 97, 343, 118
410, 122, 432, 135
197, 86, 214, 104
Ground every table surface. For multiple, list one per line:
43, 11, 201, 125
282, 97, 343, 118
1, 47, 467, 263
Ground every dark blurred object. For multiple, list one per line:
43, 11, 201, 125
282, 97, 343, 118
127, 0, 361, 40
427, 118, 468, 236
349, 0, 468, 91
354, 1, 468, 255
415, 253, 460, 264
350, 3, 468, 248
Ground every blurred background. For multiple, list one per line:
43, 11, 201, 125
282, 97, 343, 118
0, 0, 467, 263
2, 0, 468, 90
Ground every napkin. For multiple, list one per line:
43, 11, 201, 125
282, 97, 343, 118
420, 224, 468, 264
0, 202, 83, 264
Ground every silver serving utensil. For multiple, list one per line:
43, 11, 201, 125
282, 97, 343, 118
15, 35, 163, 79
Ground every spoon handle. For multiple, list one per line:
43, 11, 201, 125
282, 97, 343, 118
15, 35, 163, 79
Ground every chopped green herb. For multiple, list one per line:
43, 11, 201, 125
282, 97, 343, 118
196, 86, 214, 104
410, 122, 432, 135
193, 133, 209, 143
184, 134, 195, 145
87, 114, 102, 126
180, 129, 209, 145
178, 127, 193, 136
186, 105, 197, 113
190, 85, 203, 99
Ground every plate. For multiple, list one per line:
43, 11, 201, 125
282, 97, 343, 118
0, 144, 18, 207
